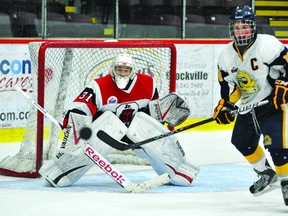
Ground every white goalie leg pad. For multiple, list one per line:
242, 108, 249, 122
40, 111, 128, 187
127, 112, 199, 186
167, 159, 200, 186
149, 92, 191, 126
91, 110, 128, 156
39, 113, 93, 187
39, 152, 92, 187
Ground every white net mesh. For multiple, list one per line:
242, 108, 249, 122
0, 40, 176, 177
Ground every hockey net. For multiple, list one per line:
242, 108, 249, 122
0, 40, 176, 178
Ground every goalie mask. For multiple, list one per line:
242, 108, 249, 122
229, 5, 256, 46
111, 53, 135, 89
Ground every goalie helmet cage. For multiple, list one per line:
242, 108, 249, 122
0, 40, 177, 178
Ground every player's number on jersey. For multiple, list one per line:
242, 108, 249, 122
79, 91, 93, 102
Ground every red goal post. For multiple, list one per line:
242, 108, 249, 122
0, 40, 177, 178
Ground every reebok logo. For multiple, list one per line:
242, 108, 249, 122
158, 99, 176, 121
85, 145, 126, 186
71, 117, 81, 145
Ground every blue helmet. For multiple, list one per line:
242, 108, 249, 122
230, 5, 255, 20
229, 6, 256, 46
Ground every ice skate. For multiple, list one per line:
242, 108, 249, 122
281, 180, 288, 206
249, 165, 279, 196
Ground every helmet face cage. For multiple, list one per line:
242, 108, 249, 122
229, 6, 256, 46
229, 19, 256, 46
111, 53, 136, 89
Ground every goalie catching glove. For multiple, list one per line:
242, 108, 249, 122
213, 99, 238, 124
149, 92, 191, 126
272, 77, 288, 110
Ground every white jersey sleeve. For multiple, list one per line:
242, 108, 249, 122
260, 34, 286, 64
260, 34, 288, 79
217, 34, 288, 109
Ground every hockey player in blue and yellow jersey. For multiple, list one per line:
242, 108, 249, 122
213, 5, 288, 205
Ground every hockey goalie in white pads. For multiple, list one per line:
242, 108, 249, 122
127, 112, 200, 186
39, 92, 197, 187
39, 111, 127, 187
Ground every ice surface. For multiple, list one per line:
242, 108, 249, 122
0, 131, 287, 215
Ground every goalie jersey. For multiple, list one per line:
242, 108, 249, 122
63, 73, 159, 127
217, 34, 288, 108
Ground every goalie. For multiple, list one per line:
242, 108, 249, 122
39, 53, 199, 187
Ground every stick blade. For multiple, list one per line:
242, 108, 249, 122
125, 173, 171, 193
96, 130, 129, 151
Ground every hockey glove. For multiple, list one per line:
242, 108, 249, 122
213, 99, 238, 124
272, 77, 288, 109
148, 92, 191, 126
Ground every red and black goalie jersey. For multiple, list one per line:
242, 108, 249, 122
63, 73, 159, 127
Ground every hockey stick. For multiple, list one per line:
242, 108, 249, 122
97, 100, 270, 151
85, 144, 170, 193
15, 86, 170, 192
14, 86, 64, 130
97, 117, 214, 151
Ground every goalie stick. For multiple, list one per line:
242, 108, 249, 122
85, 144, 170, 193
14, 86, 64, 130
15, 86, 170, 193
97, 100, 270, 151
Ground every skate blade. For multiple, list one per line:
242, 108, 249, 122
253, 181, 281, 197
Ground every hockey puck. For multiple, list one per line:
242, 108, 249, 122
80, 127, 92, 140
